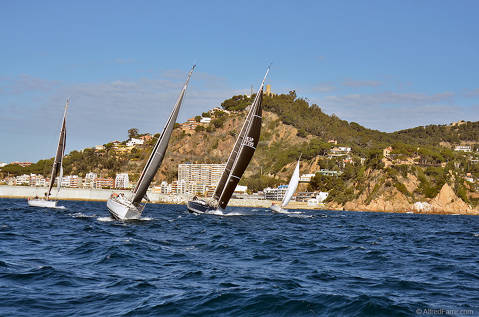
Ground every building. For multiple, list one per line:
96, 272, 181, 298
330, 147, 351, 155
59, 175, 81, 188
11, 161, 33, 167
115, 173, 130, 189
83, 172, 97, 188
95, 177, 114, 189
178, 163, 226, 195
0, 162, 7, 168
383, 146, 393, 158
95, 145, 105, 151
16, 174, 30, 185
200, 117, 211, 124
139, 134, 153, 142
126, 138, 144, 147
455, 145, 472, 152
300, 173, 316, 183
264, 185, 288, 201
318, 169, 343, 176
29, 174, 46, 187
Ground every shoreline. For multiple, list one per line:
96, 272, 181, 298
1, 185, 477, 216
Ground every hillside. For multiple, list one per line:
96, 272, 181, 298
2, 91, 479, 213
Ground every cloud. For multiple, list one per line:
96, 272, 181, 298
323, 91, 454, 107
0, 74, 60, 94
465, 88, 479, 97
313, 90, 462, 132
342, 79, 382, 88
311, 82, 336, 93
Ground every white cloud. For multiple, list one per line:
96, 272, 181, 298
342, 79, 382, 88
311, 83, 336, 93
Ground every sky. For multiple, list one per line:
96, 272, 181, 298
1, 0, 478, 162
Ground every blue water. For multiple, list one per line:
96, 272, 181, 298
0, 199, 478, 316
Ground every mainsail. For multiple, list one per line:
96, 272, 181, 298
47, 99, 69, 198
214, 67, 269, 209
281, 157, 300, 208
132, 65, 195, 204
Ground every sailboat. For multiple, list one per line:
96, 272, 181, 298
270, 155, 301, 213
107, 65, 195, 220
186, 67, 269, 214
27, 99, 69, 208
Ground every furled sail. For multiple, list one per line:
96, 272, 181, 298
215, 68, 269, 209
281, 157, 300, 208
47, 99, 69, 198
132, 65, 195, 204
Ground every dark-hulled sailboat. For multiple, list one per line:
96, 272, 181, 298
107, 65, 195, 220
27, 99, 69, 208
187, 67, 269, 214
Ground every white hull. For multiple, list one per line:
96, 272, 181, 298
27, 199, 58, 208
107, 196, 143, 220
270, 204, 286, 213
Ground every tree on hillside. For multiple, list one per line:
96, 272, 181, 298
128, 128, 139, 139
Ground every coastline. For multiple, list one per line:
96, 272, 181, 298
1, 185, 477, 216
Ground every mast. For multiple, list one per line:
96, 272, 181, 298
215, 67, 269, 209
47, 99, 69, 198
131, 65, 195, 204
213, 67, 270, 201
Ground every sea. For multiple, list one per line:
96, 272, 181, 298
0, 199, 478, 316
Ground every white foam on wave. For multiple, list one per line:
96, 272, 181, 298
97, 216, 114, 222
473, 233, 479, 237
287, 214, 313, 218
55, 205, 67, 209
205, 209, 246, 216
72, 212, 95, 218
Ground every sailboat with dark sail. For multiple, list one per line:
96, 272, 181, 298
187, 67, 269, 214
28, 99, 69, 208
107, 65, 195, 220
270, 155, 301, 213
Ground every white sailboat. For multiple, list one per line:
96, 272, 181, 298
187, 67, 269, 214
107, 65, 195, 220
270, 155, 301, 213
27, 99, 69, 208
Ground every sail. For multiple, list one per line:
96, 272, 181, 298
213, 88, 259, 200
213, 68, 270, 206
281, 158, 300, 208
132, 65, 195, 204
217, 91, 262, 209
47, 99, 68, 198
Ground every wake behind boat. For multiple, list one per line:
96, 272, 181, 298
187, 67, 269, 214
107, 65, 195, 220
28, 99, 69, 208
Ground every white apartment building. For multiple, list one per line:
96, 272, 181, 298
126, 138, 144, 147
115, 173, 130, 189
29, 174, 46, 187
264, 185, 289, 201
16, 174, 30, 185
300, 173, 316, 182
58, 175, 81, 188
178, 163, 225, 186
454, 145, 472, 152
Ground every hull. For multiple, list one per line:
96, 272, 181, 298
27, 199, 57, 208
107, 196, 143, 220
187, 199, 218, 214
270, 204, 286, 213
